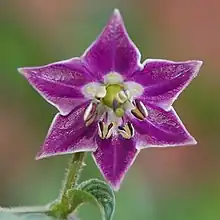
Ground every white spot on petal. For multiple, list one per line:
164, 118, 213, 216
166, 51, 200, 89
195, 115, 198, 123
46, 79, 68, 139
124, 81, 144, 97
104, 72, 124, 84
96, 86, 107, 98
82, 82, 103, 99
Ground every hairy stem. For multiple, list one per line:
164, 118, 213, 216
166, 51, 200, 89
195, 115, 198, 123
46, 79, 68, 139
48, 153, 87, 219
61, 152, 87, 201
0, 206, 49, 214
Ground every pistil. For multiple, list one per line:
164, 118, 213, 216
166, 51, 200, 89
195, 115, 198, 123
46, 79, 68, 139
102, 84, 123, 108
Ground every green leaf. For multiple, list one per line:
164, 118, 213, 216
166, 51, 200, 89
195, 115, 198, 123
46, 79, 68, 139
67, 179, 115, 220
79, 179, 115, 220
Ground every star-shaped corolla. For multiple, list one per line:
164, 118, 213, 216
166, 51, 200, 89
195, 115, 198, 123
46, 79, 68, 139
18, 9, 203, 190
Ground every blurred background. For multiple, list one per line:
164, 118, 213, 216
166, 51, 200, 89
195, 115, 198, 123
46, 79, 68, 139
0, 0, 220, 219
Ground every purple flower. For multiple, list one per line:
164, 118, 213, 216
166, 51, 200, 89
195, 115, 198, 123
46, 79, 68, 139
18, 9, 203, 190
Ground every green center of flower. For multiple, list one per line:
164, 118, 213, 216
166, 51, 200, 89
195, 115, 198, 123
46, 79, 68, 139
102, 84, 126, 117
102, 84, 122, 107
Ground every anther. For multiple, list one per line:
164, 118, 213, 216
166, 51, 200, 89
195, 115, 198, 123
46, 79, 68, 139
106, 123, 114, 139
98, 121, 104, 138
84, 102, 98, 126
116, 91, 127, 103
98, 121, 114, 139
131, 100, 148, 120
127, 122, 134, 137
118, 122, 134, 139
115, 90, 130, 104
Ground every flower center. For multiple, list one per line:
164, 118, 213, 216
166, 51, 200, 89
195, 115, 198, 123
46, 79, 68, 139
82, 72, 148, 140
102, 84, 123, 108
82, 72, 147, 125
102, 84, 132, 117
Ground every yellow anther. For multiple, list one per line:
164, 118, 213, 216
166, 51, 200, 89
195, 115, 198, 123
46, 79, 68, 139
118, 122, 134, 139
98, 121, 114, 139
131, 100, 148, 120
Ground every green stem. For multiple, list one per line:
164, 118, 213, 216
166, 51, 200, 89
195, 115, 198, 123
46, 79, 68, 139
0, 206, 49, 214
61, 152, 87, 200
48, 152, 86, 219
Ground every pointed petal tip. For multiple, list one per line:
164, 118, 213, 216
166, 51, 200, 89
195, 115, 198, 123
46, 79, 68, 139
104, 176, 121, 191
188, 137, 197, 145
35, 149, 61, 160
190, 60, 203, 78
111, 8, 123, 22
186, 60, 203, 75
113, 8, 121, 16
35, 156, 41, 160
35, 152, 47, 160
104, 178, 121, 191
177, 135, 198, 147
193, 60, 203, 69
197, 60, 203, 66
92, 152, 123, 191
17, 67, 25, 75
17, 67, 31, 78
111, 182, 120, 191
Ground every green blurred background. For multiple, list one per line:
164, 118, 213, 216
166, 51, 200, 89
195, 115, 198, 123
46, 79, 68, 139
0, 0, 220, 219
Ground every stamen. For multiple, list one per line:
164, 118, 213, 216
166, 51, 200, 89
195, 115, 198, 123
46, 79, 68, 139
106, 123, 114, 139
127, 122, 134, 137
118, 122, 134, 139
131, 100, 148, 120
98, 121, 104, 138
98, 121, 114, 139
135, 100, 148, 118
116, 91, 128, 103
118, 126, 128, 138
84, 102, 97, 126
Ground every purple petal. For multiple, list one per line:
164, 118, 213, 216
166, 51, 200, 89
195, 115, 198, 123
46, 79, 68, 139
93, 135, 138, 191
82, 9, 141, 79
132, 60, 203, 109
129, 100, 196, 148
36, 101, 97, 159
18, 58, 96, 115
